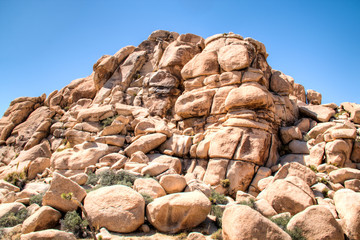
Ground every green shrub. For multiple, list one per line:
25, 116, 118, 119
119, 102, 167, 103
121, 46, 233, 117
308, 165, 318, 173
271, 215, 305, 240
100, 115, 118, 129
211, 228, 223, 240
175, 232, 187, 240
4, 171, 27, 189
99, 170, 137, 187
209, 191, 228, 205
61, 211, 89, 238
220, 179, 230, 188
238, 198, 255, 208
211, 205, 225, 228
85, 171, 100, 186
29, 193, 44, 206
318, 177, 329, 185
141, 193, 153, 205
0, 208, 28, 228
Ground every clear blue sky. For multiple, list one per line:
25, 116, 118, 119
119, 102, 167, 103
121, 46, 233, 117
1, 0, 359, 116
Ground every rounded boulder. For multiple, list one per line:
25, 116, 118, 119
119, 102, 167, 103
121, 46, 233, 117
84, 185, 145, 233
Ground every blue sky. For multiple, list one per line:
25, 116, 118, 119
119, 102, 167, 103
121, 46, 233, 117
0, 0, 359, 116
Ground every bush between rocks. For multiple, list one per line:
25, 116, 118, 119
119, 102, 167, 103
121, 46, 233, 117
61, 210, 89, 238
29, 193, 44, 206
270, 215, 305, 240
0, 208, 28, 228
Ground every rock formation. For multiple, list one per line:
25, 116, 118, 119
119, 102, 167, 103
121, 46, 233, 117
0, 30, 359, 239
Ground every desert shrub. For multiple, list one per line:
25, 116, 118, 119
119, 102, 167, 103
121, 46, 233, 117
308, 165, 318, 173
99, 170, 137, 187
220, 179, 230, 188
4, 171, 27, 189
100, 115, 118, 129
237, 198, 255, 208
175, 232, 187, 240
0, 208, 28, 228
211, 205, 225, 228
141, 193, 153, 205
209, 191, 228, 205
271, 215, 305, 240
318, 177, 329, 185
211, 228, 223, 240
29, 193, 44, 206
61, 211, 89, 238
85, 171, 100, 186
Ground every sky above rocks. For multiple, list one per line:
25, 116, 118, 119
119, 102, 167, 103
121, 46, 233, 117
0, 0, 359, 116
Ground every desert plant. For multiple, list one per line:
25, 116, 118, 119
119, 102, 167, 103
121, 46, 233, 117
4, 171, 27, 189
29, 193, 44, 206
209, 191, 228, 205
308, 165, 318, 173
220, 179, 230, 188
100, 115, 118, 129
238, 198, 255, 208
176, 232, 187, 240
318, 177, 329, 185
0, 208, 28, 228
141, 193, 153, 205
270, 215, 305, 240
211, 228, 223, 240
61, 193, 96, 240
61, 210, 89, 238
85, 171, 100, 186
211, 205, 225, 228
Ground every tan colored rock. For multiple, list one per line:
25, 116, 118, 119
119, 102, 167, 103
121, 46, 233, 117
51, 142, 110, 173
258, 176, 274, 191
222, 205, 291, 240
159, 134, 192, 157
225, 83, 273, 110
298, 102, 335, 122
270, 70, 293, 95
175, 89, 216, 118
20, 229, 76, 240
250, 167, 272, 192
159, 174, 187, 194
77, 105, 115, 122
203, 159, 229, 186
293, 83, 306, 102
308, 142, 326, 166
148, 154, 182, 174
219, 71, 242, 86
344, 179, 360, 192
280, 126, 302, 144
187, 232, 206, 240
69, 173, 88, 186
334, 189, 360, 240
329, 168, 360, 184
307, 89, 322, 105
100, 121, 125, 136
341, 102, 360, 124
351, 141, 360, 163
218, 44, 250, 72
133, 178, 166, 199
273, 162, 317, 186
325, 139, 352, 167
288, 140, 309, 154
181, 51, 219, 80
146, 191, 211, 233
27, 157, 50, 180
21, 206, 61, 234
84, 185, 144, 233
287, 205, 344, 240
233, 128, 272, 165
226, 160, 255, 197
0, 180, 20, 192
208, 127, 242, 159
307, 122, 335, 139
0, 202, 25, 219
141, 163, 169, 177
184, 179, 211, 197
94, 135, 125, 147
254, 199, 277, 217
211, 86, 236, 114
124, 133, 167, 157
258, 177, 315, 215
129, 151, 149, 164
42, 172, 86, 212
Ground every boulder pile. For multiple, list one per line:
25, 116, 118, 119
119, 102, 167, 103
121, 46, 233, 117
0, 30, 359, 240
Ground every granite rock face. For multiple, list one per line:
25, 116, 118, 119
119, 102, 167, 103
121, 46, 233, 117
0, 30, 359, 240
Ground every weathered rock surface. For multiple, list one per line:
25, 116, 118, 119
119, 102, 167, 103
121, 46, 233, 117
222, 205, 291, 240
146, 191, 211, 233
84, 185, 145, 233
21, 206, 62, 234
